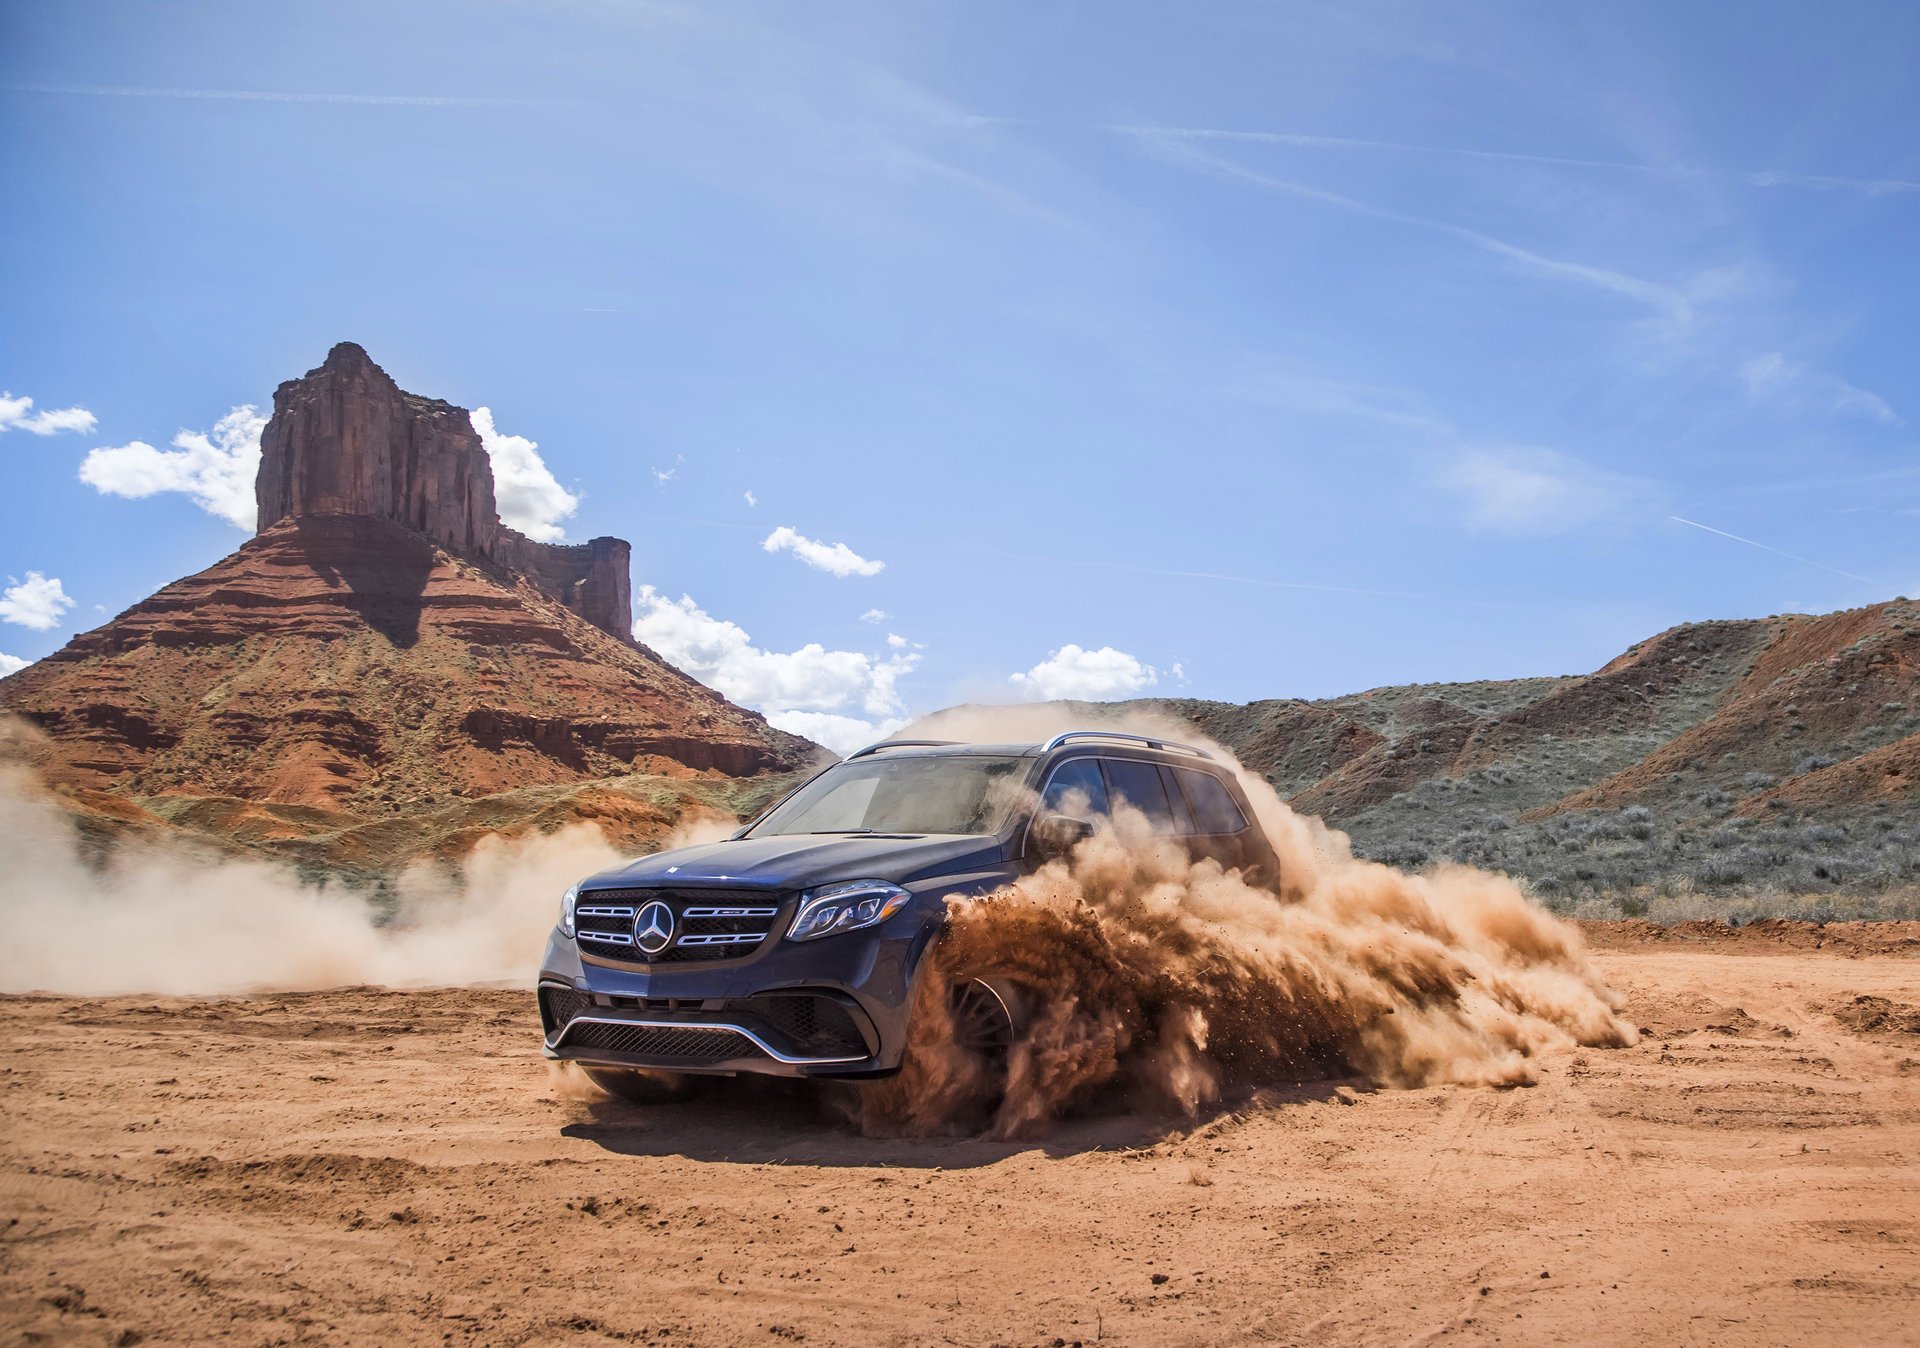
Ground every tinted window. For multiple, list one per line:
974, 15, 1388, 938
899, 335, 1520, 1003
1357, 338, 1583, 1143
1040, 757, 1109, 819
1101, 758, 1177, 834
1177, 769, 1249, 835
1159, 765, 1197, 834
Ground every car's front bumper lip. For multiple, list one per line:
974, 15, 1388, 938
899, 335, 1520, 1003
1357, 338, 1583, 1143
539, 1001, 871, 1068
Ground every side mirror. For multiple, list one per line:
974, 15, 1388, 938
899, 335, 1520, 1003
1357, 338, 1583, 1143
1031, 813, 1094, 857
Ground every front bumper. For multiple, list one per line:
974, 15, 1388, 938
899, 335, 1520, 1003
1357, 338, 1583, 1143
536, 900, 939, 1079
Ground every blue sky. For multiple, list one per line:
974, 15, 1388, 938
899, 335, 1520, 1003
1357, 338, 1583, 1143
2, 1, 1915, 751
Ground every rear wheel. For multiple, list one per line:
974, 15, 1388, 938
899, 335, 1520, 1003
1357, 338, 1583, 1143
580, 1066, 701, 1105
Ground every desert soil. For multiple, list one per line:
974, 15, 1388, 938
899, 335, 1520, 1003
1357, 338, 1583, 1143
4, 936, 1918, 1347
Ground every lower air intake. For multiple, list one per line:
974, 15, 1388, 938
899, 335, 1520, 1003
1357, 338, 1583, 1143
562, 1021, 763, 1063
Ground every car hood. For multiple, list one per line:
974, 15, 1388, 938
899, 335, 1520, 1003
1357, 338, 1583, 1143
582, 833, 1006, 893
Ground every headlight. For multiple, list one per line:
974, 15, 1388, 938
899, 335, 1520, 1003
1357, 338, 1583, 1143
559, 882, 580, 938
787, 880, 911, 942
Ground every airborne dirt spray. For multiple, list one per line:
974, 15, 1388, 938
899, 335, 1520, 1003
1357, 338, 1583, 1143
854, 705, 1637, 1139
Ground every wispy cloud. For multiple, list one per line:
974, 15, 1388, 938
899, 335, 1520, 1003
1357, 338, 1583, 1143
2, 82, 576, 108
1670, 515, 1877, 585
1127, 132, 1690, 319
1739, 353, 1900, 426
1101, 123, 1920, 197
1444, 447, 1655, 534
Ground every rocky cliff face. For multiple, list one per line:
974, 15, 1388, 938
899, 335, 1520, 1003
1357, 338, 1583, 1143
255, 343, 632, 640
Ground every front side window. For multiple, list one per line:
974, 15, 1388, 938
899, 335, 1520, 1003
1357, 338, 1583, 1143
748, 755, 1029, 837
1039, 757, 1108, 819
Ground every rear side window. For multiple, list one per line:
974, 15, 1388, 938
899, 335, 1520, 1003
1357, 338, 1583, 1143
1158, 765, 1196, 834
1177, 768, 1249, 835
1102, 758, 1177, 834
1040, 758, 1109, 819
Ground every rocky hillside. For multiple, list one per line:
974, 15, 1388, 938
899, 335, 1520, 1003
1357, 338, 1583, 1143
1142, 600, 1920, 914
0, 344, 819, 873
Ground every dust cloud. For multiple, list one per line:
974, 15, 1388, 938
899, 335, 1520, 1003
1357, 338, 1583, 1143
858, 704, 1637, 1138
0, 764, 626, 995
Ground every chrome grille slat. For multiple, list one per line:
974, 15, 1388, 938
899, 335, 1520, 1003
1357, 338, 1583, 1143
572, 888, 782, 965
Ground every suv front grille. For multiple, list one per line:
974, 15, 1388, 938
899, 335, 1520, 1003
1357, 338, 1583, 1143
574, 888, 782, 965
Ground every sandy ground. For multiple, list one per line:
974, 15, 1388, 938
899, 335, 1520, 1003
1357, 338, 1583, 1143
4, 941, 1918, 1347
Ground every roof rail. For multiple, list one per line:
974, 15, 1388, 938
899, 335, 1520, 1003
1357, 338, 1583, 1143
846, 739, 961, 759
1039, 730, 1213, 760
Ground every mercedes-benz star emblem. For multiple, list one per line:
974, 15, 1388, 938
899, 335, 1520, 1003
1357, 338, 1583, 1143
632, 900, 675, 956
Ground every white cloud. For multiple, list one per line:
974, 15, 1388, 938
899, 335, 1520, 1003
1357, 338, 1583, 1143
0, 652, 27, 677
1739, 353, 1900, 426
765, 710, 907, 757
633, 586, 920, 752
652, 454, 685, 488
763, 526, 885, 577
470, 407, 579, 542
0, 572, 75, 631
1442, 447, 1646, 534
1010, 644, 1159, 701
744, 489, 758, 507
859, 608, 890, 624
0, 392, 96, 436
78, 405, 264, 528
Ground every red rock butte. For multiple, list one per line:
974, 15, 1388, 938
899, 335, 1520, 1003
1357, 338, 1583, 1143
257, 341, 632, 640
0, 344, 817, 857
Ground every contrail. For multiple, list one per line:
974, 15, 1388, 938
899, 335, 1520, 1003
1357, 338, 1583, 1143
1125, 131, 1688, 317
1669, 515, 1878, 584
1104, 123, 1920, 196
1, 82, 578, 108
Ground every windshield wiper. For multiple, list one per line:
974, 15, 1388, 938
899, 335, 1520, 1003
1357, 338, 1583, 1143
802, 828, 878, 835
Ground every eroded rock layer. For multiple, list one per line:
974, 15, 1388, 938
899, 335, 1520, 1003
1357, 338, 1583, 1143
1, 515, 814, 814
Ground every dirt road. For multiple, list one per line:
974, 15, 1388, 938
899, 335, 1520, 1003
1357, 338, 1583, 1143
4, 941, 1917, 1346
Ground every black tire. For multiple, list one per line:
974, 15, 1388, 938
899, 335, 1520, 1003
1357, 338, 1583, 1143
580, 1066, 701, 1105
949, 977, 1025, 1061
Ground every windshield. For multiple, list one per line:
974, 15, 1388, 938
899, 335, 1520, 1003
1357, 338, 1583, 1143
748, 755, 1030, 837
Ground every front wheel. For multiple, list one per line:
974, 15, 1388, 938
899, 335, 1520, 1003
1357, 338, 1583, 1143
950, 977, 1024, 1062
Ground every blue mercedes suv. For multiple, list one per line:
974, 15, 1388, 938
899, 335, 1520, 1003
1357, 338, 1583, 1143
537, 731, 1277, 1100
